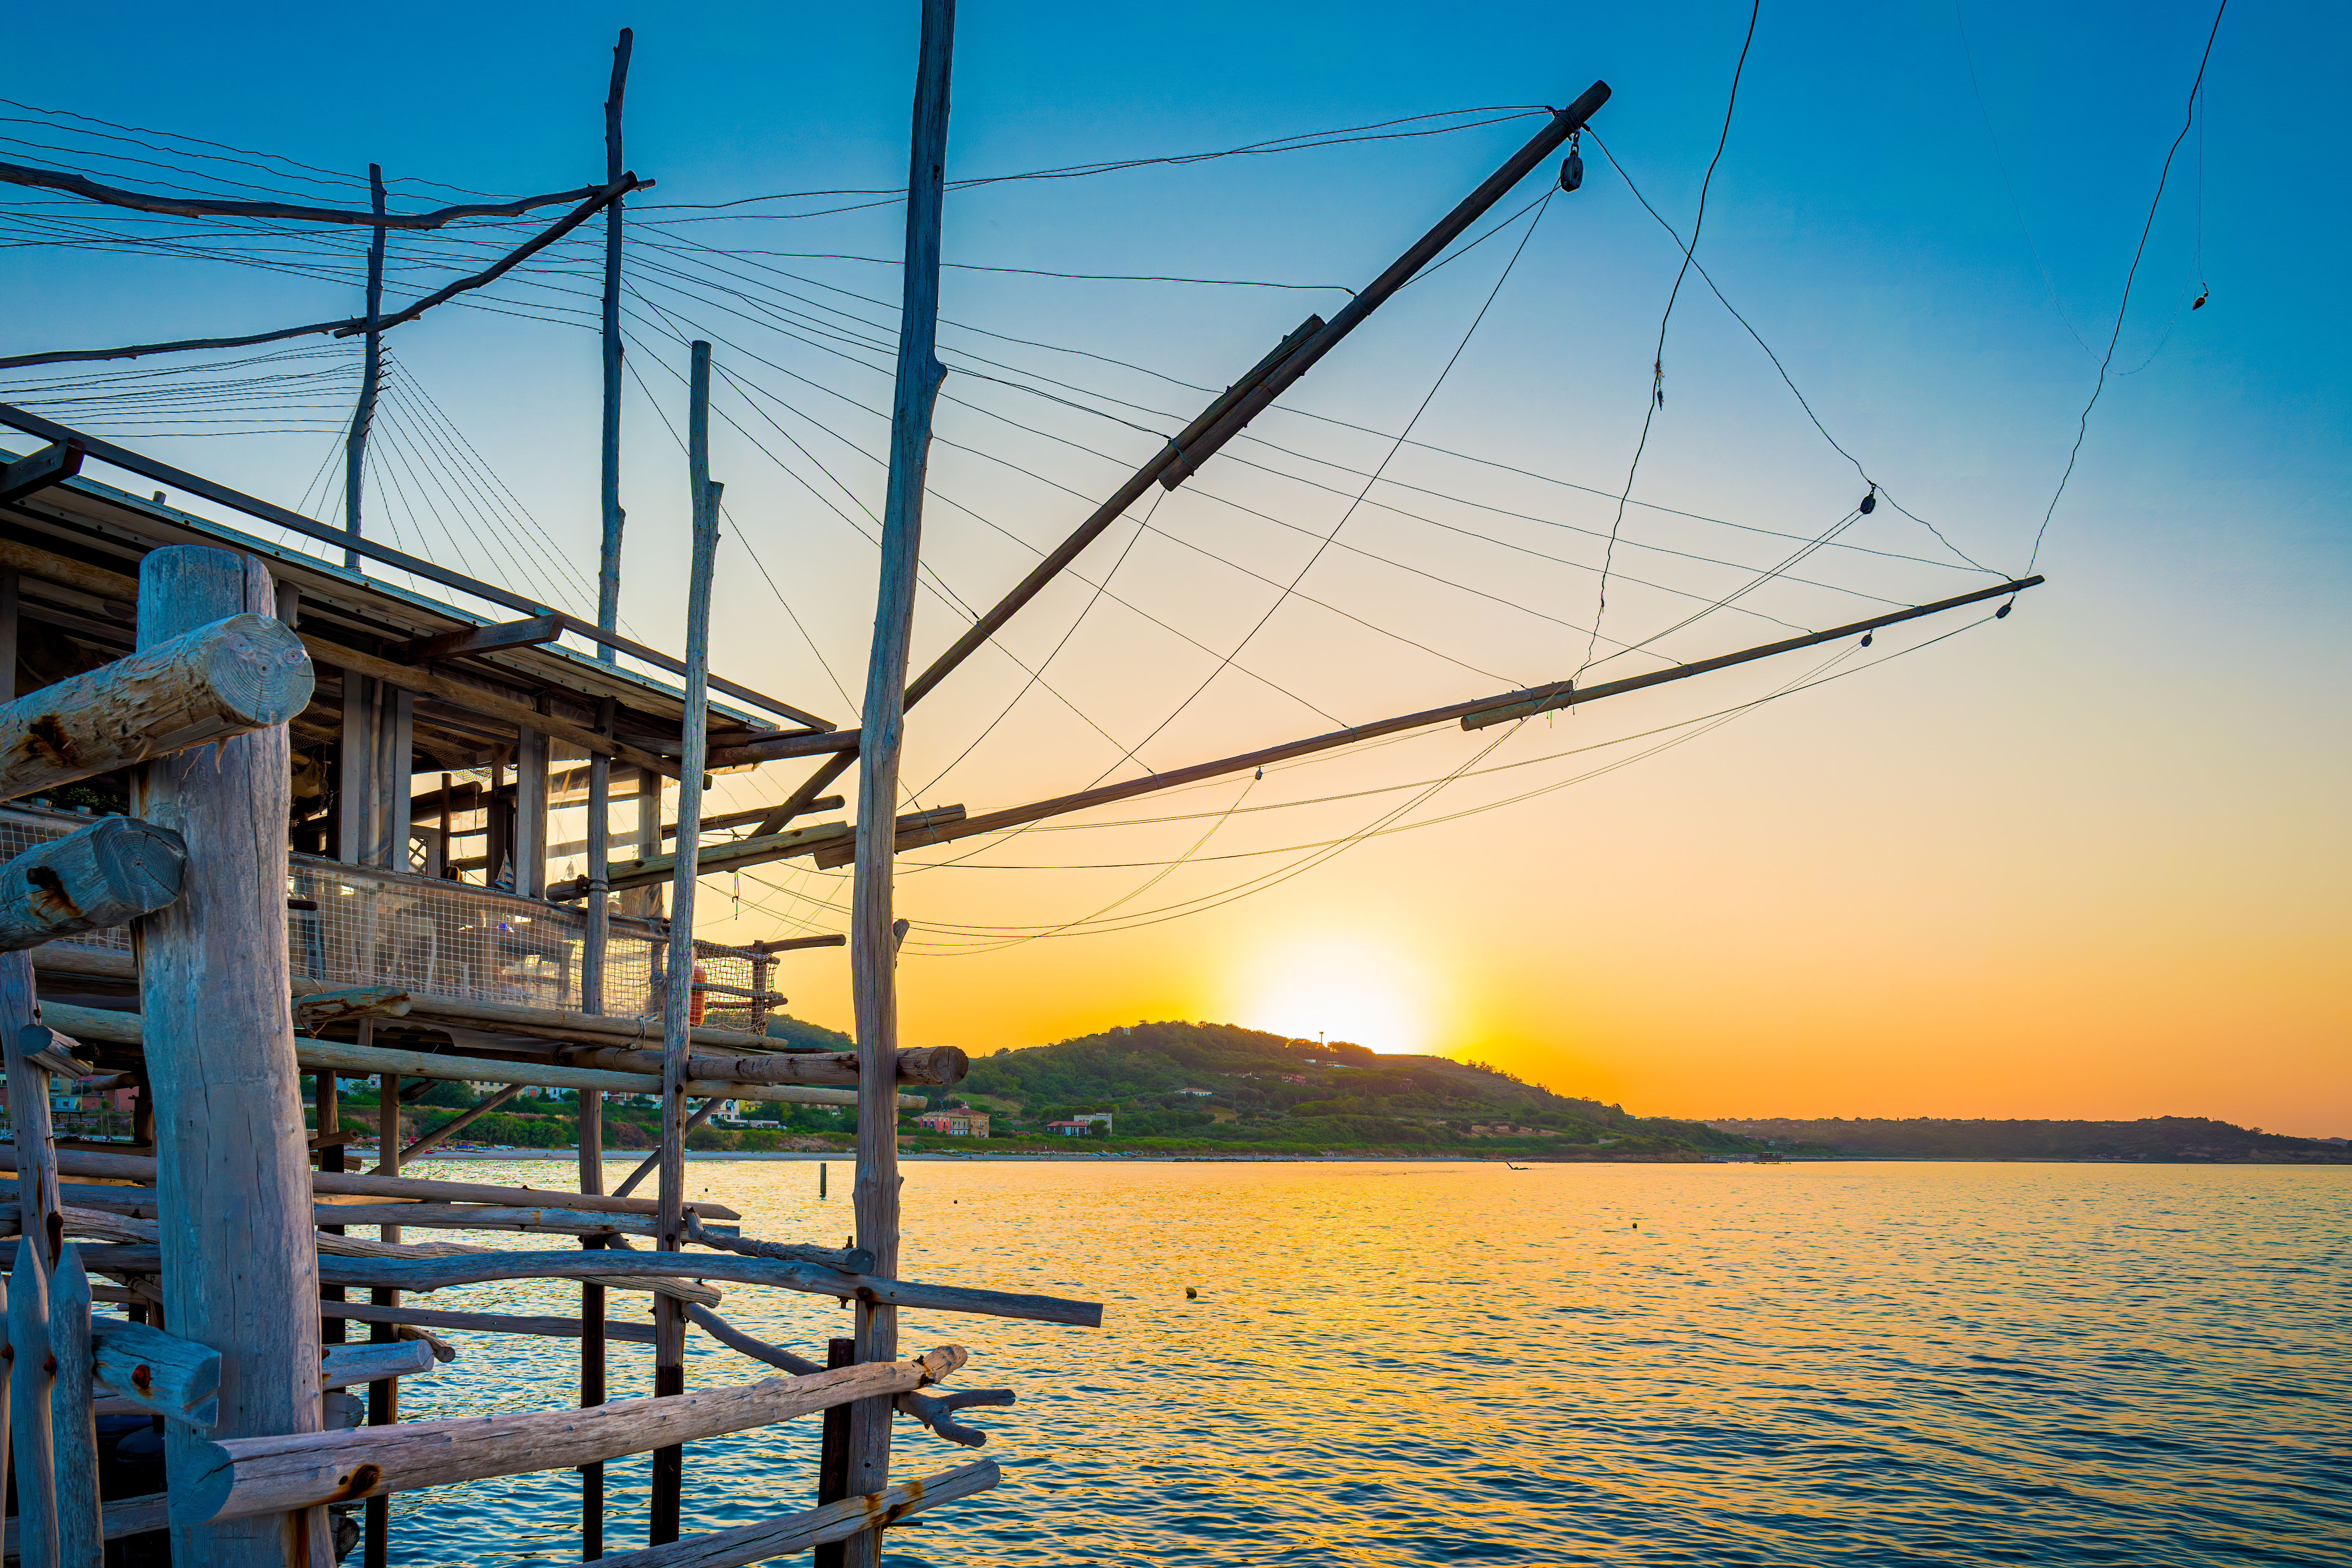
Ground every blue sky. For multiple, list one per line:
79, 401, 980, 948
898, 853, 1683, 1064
4, 2, 2345, 1130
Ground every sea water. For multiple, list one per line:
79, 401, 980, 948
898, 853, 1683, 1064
377, 1159, 2349, 1566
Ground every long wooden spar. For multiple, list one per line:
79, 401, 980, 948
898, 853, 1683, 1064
799, 576, 2045, 868
747, 79, 1615, 833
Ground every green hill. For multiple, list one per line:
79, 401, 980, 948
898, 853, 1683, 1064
948, 1020, 1750, 1157
1708, 1116, 2352, 1162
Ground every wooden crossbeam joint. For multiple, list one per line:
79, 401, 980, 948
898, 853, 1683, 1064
0, 439, 84, 505
394, 614, 563, 666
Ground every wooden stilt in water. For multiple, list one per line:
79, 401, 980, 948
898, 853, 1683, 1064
318, 1071, 346, 1346
132, 545, 321, 1568
651, 340, 722, 1544
365, 1055, 399, 1568
581, 692, 616, 1557
813, 1337, 855, 1568
845, 8, 956, 1564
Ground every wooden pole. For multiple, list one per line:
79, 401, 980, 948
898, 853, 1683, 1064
812, 1337, 855, 1568
365, 1060, 399, 1568
132, 544, 321, 1568
651, 340, 722, 1544
318, 1071, 345, 1349
581, 692, 616, 1557
598, 28, 635, 663
49, 1244, 102, 1568
846, 10, 954, 1564
7, 1232, 55, 1568
345, 163, 387, 570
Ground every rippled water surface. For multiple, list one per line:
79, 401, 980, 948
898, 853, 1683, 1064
378, 1159, 2348, 1566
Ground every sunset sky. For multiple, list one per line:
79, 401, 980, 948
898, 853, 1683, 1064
5, 2, 2344, 1134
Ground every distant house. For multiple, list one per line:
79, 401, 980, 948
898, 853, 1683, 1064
1278, 1074, 1308, 1086
915, 1110, 991, 1138
1045, 1115, 1109, 1137
1176, 1089, 1213, 1097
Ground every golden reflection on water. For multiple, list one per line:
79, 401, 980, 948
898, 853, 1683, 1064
383, 1160, 2349, 1566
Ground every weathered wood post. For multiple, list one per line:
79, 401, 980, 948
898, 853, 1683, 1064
597, 27, 635, 661
132, 544, 322, 1568
8, 1234, 55, 1567
841, 8, 954, 1564
581, 703, 614, 1555
365, 1064, 399, 1568
50, 1243, 102, 1567
650, 340, 722, 1544
345, 164, 387, 570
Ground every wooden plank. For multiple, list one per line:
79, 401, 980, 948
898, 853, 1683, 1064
395, 614, 563, 665
298, 633, 675, 778
35, 1001, 910, 1107
0, 952, 60, 1260
585, 1459, 999, 1568
0, 611, 312, 803
132, 546, 322, 1568
0, 1147, 742, 1220
90, 1312, 221, 1427
175, 1348, 968, 1524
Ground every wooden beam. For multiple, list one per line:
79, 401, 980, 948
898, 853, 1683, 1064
808, 576, 2051, 868
91, 1311, 222, 1427
581, 1461, 999, 1568
319, 1300, 657, 1344
380, 1082, 525, 1167
317, 1340, 437, 1392
0, 815, 184, 954
0, 611, 313, 803
567, 1045, 966, 1088
9, 1232, 58, 1568
0, 159, 623, 231
0, 1147, 743, 1219
662, 800, 843, 839
300, 632, 674, 778
750, 933, 846, 954
0, 439, 84, 505
395, 614, 563, 666
552, 806, 963, 897
173, 1349, 968, 1524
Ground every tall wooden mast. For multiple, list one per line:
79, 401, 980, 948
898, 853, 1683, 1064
845, 3, 955, 1564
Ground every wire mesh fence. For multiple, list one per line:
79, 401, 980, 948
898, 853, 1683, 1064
3, 804, 775, 1030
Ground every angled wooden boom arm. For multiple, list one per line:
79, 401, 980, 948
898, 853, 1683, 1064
809, 576, 2043, 865
757, 80, 1613, 832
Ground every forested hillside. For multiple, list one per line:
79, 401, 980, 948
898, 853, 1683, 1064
1705, 1116, 2350, 1162
949, 1020, 1750, 1156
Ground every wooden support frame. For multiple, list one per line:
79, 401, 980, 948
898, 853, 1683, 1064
395, 614, 563, 665
0, 439, 84, 505
0, 813, 185, 954
174, 1348, 969, 1525
131, 544, 324, 1568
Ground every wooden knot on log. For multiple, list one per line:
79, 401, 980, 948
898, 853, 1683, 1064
329, 1464, 382, 1503
132, 1364, 152, 1390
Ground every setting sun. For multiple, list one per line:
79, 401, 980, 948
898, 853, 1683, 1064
1229, 935, 1431, 1054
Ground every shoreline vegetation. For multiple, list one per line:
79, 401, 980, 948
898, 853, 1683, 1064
290, 1018, 2347, 1167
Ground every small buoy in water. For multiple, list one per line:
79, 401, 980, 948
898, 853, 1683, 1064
1633, 1221, 1640, 1229
1185, 1287, 1198, 1299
